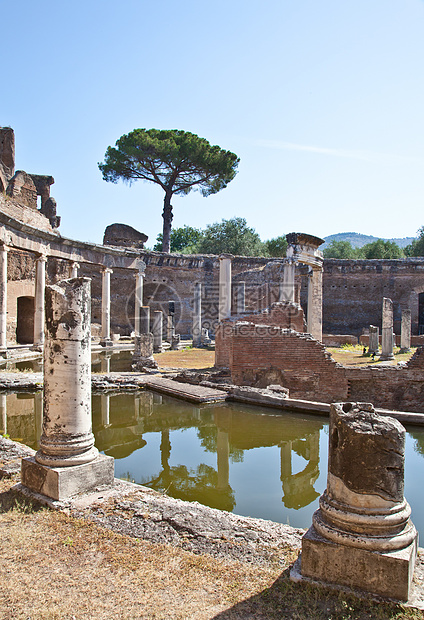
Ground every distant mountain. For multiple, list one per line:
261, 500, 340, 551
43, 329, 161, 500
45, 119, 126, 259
322, 232, 416, 250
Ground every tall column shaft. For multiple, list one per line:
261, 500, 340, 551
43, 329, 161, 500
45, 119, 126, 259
193, 282, 202, 347
34, 255, 47, 347
400, 308, 411, 352
307, 267, 323, 341
219, 254, 232, 321
236, 281, 245, 314
139, 306, 150, 334
101, 267, 113, 345
152, 310, 163, 353
134, 271, 144, 337
381, 297, 394, 360
281, 261, 295, 302
36, 278, 97, 466
0, 245, 8, 350
0, 393, 6, 435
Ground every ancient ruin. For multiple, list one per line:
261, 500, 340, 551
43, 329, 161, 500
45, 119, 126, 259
294, 402, 418, 601
21, 278, 114, 500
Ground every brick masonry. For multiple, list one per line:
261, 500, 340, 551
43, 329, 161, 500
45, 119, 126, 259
228, 322, 424, 413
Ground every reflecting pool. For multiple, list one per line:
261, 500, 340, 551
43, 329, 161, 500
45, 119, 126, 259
1, 390, 424, 538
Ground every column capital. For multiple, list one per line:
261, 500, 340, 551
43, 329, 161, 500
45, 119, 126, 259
71, 261, 80, 268
36, 253, 48, 263
134, 269, 145, 279
219, 253, 233, 261
135, 259, 146, 273
101, 267, 113, 274
0, 243, 9, 253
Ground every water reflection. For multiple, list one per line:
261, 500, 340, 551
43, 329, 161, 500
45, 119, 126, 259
2, 391, 424, 539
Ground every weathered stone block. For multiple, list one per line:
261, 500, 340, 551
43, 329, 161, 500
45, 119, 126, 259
21, 454, 114, 501
301, 525, 417, 601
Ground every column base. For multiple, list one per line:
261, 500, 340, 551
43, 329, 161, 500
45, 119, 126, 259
100, 339, 113, 348
297, 524, 417, 602
21, 454, 114, 501
400, 348, 411, 354
379, 354, 395, 361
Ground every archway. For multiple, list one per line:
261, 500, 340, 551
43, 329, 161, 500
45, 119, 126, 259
16, 296, 35, 344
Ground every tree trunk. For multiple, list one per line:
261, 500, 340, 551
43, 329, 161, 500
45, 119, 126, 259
162, 191, 173, 253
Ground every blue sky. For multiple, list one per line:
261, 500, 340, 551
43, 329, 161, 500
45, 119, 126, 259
2, 0, 424, 247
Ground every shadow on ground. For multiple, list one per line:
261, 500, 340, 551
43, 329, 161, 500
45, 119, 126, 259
212, 567, 412, 620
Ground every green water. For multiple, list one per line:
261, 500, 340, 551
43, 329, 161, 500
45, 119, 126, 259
2, 391, 424, 537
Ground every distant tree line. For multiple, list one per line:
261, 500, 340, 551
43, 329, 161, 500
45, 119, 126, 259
152, 219, 424, 259
153, 217, 288, 257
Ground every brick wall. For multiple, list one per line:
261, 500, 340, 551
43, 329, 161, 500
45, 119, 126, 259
215, 302, 305, 368
230, 322, 348, 403
346, 364, 424, 412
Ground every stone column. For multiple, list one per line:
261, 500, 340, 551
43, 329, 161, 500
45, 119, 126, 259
33, 254, 47, 349
34, 391, 43, 447
281, 260, 295, 302
100, 267, 113, 347
139, 306, 150, 335
218, 254, 232, 321
307, 267, 323, 342
152, 310, 163, 353
235, 281, 246, 314
0, 393, 6, 435
368, 325, 379, 355
134, 270, 144, 337
70, 262, 80, 279
21, 278, 114, 501
192, 282, 202, 347
400, 308, 411, 353
0, 244, 8, 353
380, 297, 395, 360
297, 402, 418, 601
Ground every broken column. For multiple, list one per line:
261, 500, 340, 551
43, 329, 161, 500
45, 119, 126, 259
380, 297, 395, 360
134, 265, 145, 338
219, 254, 232, 321
296, 402, 418, 601
192, 282, 202, 347
307, 267, 323, 342
70, 262, 79, 279
400, 308, 411, 353
33, 254, 47, 349
0, 243, 8, 354
132, 305, 156, 369
152, 310, 163, 353
100, 267, 113, 347
368, 325, 379, 355
21, 278, 114, 500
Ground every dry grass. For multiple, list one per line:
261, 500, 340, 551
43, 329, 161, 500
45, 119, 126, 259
154, 347, 215, 370
328, 346, 416, 367
0, 477, 421, 620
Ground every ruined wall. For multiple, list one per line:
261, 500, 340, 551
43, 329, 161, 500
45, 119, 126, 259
227, 321, 424, 412
215, 302, 305, 368
0, 194, 55, 233
230, 323, 349, 403
318, 259, 424, 336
